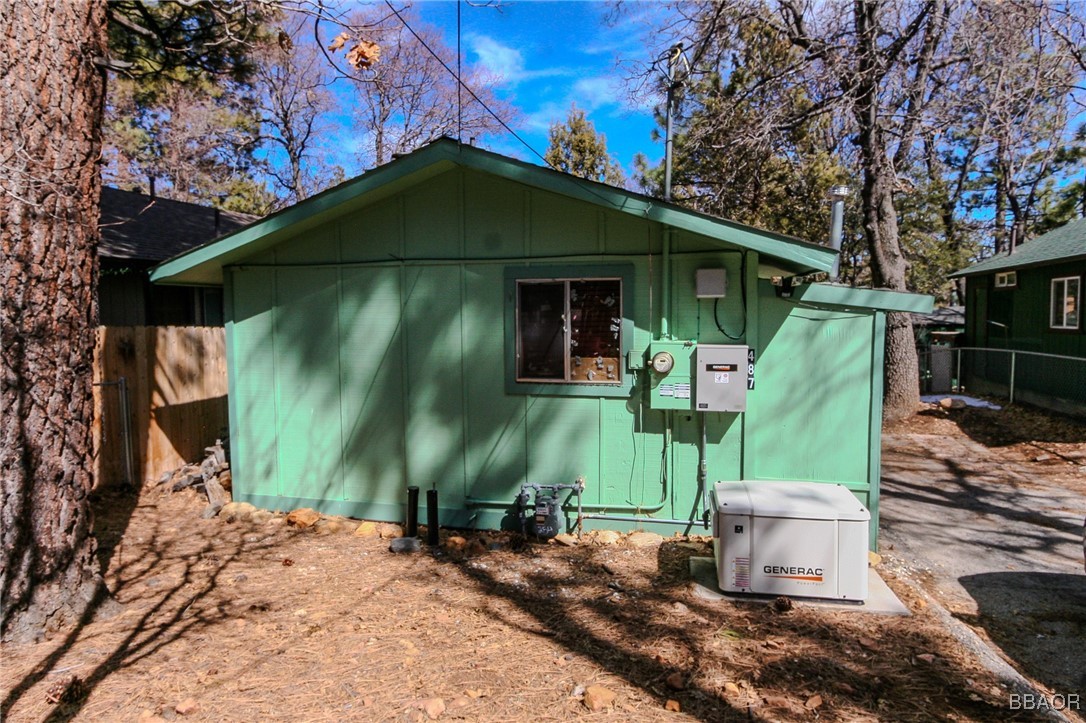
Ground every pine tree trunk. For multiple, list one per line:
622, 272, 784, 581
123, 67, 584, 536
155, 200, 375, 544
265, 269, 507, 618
853, 9, 921, 423
1, 0, 109, 643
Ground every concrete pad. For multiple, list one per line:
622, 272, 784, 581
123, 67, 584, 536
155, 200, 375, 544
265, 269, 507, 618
689, 556, 910, 616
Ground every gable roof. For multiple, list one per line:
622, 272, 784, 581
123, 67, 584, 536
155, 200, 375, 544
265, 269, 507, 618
100, 187, 256, 263
151, 138, 837, 286
949, 217, 1086, 278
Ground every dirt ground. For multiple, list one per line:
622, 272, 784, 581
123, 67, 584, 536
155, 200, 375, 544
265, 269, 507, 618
2, 405, 1084, 722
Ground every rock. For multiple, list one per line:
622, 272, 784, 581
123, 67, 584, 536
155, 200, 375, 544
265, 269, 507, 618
938, 397, 966, 409
319, 519, 346, 534
249, 510, 273, 525
444, 535, 468, 552
137, 712, 168, 723
378, 523, 404, 539
286, 508, 320, 528
625, 531, 664, 548
671, 602, 690, 615
200, 505, 219, 519
805, 694, 823, 709
665, 672, 686, 690
592, 530, 622, 545
218, 469, 232, 490
554, 533, 578, 546
448, 697, 471, 710
917, 653, 936, 663
354, 521, 379, 537
420, 697, 445, 720
665, 699, 682, 712
220, 499, 256, 521
174, 698, 199, 715
868, 550, 882, 567
583, 685, 616, 711
724, 682, 741, 697
389, 537, 421, 554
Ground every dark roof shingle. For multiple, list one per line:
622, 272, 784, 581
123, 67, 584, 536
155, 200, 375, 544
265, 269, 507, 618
950, 217, 1086, 277
99, 187, 257, 262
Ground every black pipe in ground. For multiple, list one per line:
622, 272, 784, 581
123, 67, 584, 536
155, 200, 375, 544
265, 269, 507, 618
406, 485, 419, 537
426, 489, 439, 546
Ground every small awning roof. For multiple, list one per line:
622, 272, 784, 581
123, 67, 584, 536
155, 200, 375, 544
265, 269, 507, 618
792, 283, 934, 314
151, 138, 838, 286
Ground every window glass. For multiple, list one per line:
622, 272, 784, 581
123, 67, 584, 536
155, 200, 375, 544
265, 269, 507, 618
1066, 278, 1079, 328
1051, 277, 1080, 329
517, 282, 565, 380
569, 280, 622, 382
516, 278, 622, 384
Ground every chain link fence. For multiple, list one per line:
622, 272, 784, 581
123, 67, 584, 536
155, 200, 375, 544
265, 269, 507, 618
918, 346, 1086, 417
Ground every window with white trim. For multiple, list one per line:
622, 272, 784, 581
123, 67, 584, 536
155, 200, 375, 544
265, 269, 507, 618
516, 278, 622, 384
994, 271, 1017, 288
1050, 276, 1080, 329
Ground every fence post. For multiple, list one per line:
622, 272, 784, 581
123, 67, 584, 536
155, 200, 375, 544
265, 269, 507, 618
955, 348, 962, 393
1009, 351, 1016, 405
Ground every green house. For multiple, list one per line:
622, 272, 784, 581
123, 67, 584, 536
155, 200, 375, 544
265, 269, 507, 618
152, 139, 930, 547
949, 218, 1085, 411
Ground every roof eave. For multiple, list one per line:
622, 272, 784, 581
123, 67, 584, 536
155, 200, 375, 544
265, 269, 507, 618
152, 139, 837, 285
795, 283, 935, 313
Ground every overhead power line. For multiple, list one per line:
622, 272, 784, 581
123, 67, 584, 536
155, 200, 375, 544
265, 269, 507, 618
382, 0, 551, 169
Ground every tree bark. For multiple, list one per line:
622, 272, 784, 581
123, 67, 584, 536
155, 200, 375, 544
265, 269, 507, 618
852, 0, 922, 423
1, 0, 109, 643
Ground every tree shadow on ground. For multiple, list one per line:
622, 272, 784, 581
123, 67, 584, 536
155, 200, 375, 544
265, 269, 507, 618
0, 497, 281, 722
424, 538, 1009, 721
959, 571, 1086, 701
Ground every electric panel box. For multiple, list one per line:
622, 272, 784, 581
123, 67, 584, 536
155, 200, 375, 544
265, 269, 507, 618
696, 268, 727, 298
646, 341, 695, 410
710, 480, 870, 601
695, 345, 748, 412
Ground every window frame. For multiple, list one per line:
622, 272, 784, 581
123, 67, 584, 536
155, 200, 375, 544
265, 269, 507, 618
505, 264, 634, 398
1050, 275, 1081, 330
994, 271, 1017, 288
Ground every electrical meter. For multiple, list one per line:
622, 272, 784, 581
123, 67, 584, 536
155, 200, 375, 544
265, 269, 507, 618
647, 341, 695, 410
651, 351, 675, 374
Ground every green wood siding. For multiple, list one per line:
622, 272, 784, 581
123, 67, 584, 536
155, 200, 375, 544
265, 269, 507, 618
224, 167, 891, 542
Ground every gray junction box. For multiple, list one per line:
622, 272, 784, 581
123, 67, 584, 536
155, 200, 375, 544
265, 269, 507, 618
696, 344, 748, 412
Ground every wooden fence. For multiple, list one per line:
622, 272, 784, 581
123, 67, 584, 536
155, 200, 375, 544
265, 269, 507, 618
93, 326, 228, 486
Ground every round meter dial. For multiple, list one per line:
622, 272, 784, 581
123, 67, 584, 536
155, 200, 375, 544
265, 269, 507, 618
651, 351, 675, 375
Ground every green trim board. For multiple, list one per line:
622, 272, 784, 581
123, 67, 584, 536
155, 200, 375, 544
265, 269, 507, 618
152, 138, 837, 287
793, 283, 934, 313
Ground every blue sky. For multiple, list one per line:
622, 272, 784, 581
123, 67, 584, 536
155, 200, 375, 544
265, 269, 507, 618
392, 1, 666, 177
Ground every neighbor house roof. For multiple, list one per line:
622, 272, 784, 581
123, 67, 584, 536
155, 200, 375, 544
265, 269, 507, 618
100, 187, 256, 263
151, 138, 839, 286
949, 217, 1086, 278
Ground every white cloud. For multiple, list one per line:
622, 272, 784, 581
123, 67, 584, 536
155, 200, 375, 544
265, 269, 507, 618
469, 34, 526, 82
468, 34, 576, 86
572, 76, 620, 113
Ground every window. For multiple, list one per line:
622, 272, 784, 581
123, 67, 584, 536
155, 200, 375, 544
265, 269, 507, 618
516, 278, 622, 384
994, 271, 1017, 288
1051, 276, 1080, 330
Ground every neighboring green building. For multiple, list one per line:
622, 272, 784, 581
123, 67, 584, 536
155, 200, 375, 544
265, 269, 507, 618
949, 218, 1085, 412
152, 139, 930, 547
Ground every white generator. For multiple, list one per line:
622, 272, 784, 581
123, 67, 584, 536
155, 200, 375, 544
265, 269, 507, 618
710, 480, 870, 602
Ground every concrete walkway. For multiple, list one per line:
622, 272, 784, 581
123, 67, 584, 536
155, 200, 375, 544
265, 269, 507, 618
879, 433, 1086, 701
